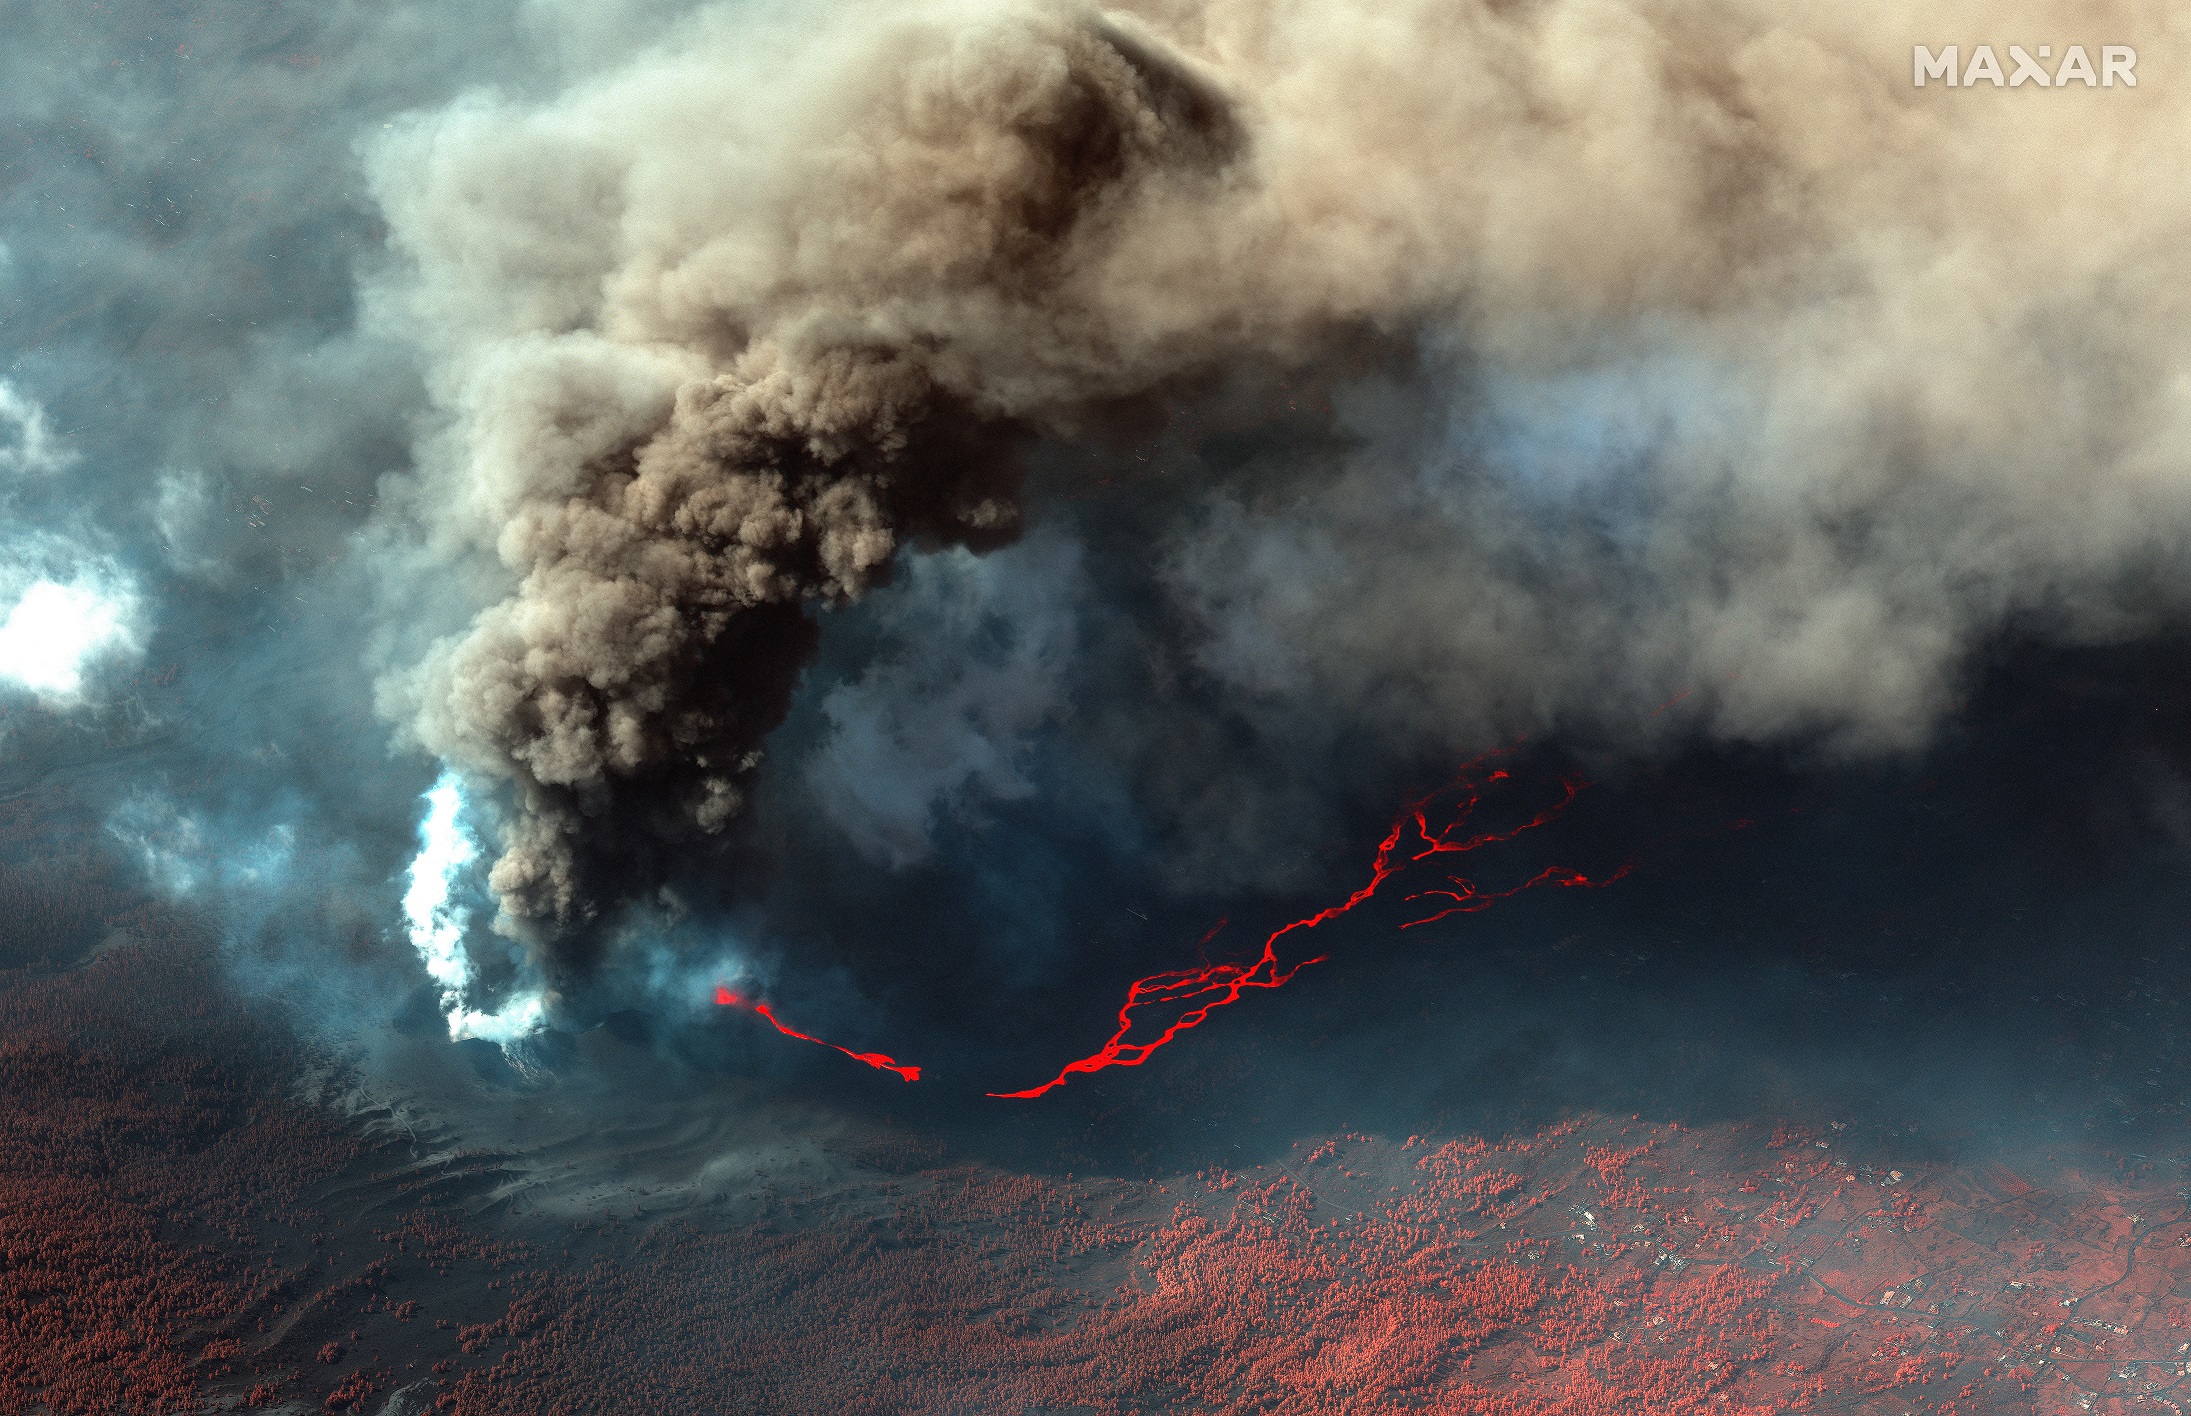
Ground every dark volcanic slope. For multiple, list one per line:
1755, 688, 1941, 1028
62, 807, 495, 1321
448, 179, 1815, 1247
10, 781, 2191, 1416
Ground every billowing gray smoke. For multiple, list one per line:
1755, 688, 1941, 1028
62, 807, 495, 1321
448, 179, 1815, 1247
366, 0, 2191, 980
369, 2, 1253, 942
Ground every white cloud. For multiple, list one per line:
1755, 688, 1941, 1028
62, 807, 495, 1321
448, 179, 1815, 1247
0, 578, 139, 698
0, 383, 147, 703
0, 380, 68, 480
105, 797, 295, 900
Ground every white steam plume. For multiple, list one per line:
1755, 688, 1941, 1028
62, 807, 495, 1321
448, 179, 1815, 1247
402, 774, 549, 1044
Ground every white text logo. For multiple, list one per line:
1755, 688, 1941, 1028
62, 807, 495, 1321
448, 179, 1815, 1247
1914, 45, 2136, 88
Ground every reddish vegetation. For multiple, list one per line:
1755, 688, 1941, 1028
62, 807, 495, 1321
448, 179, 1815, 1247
415, 1115, 2191, 1414
0, 915, 362, 1413
8, 807, 2191, 1415
991, 753, 1628, 1098
0, 804, 138, 973
9, 929, 2191, 1416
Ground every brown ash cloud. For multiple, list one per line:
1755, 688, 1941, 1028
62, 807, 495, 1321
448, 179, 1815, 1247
370, 4, 1245, 951
365, 0, 2191, 991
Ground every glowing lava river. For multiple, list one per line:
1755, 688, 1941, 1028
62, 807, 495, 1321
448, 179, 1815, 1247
987, 750, 1630, 1098
712, 986, 922, 1082
711, 752, 1628, 1097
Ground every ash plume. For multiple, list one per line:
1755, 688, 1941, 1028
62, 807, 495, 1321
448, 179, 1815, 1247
367, 0, 2191, 985
368, 1, 1250, 946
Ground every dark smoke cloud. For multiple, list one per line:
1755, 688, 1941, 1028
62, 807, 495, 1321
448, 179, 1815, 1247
364, 0, 2191, 1004
10, 0, 2191, 1069
368, 3, 1248, 950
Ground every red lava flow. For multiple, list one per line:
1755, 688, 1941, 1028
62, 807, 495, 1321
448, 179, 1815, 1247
989, 751, 1629, 1100
711, 986, 921, 1083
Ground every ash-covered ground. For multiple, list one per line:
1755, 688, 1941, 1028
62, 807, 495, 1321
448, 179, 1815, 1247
14, 634, 2191, 1415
